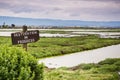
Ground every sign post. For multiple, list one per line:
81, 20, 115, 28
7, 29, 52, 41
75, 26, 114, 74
11, 26, 39, 51
23, 25, 27, 51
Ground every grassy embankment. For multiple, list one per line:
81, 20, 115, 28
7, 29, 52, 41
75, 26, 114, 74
44, 58, 120, 80
0, 35, 120, 58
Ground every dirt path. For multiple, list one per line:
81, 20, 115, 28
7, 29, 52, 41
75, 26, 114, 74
39, 44, 120, 68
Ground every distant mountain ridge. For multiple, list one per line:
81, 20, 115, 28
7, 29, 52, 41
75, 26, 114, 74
0, 16, 120, 28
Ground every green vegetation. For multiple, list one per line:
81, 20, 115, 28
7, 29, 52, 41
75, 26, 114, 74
44, 58, 120, 80
0, 45, 44, 80
0, 35, 120, 58
0, 33, 120, 80
29, 35, 120, 58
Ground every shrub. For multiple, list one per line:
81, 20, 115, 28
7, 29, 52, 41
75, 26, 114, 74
0, 45, 44, 80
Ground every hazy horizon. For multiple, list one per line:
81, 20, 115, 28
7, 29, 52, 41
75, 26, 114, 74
0, 16, 120, 27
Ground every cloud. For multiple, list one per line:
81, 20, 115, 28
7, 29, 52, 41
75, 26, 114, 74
76, 0, 120, 2
0, 0, 120, 21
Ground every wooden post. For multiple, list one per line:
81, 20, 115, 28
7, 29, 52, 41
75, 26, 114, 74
23, 25, 27, 51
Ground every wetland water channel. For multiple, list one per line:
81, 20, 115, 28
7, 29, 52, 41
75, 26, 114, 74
0, 31, 120, 38
39, 44, 120, 68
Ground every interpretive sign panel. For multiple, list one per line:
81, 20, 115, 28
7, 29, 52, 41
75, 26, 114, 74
11, 30, 39, 45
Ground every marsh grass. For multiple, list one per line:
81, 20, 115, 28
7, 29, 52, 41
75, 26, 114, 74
44, 58, 120, 80
0, 36, 120, 80
0, 35, 120, 58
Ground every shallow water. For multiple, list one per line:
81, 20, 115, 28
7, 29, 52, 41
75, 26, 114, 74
39, 44, 120, 68
0, 32, 80, 37
0, 32, 13, 36
0, 31, 120, 38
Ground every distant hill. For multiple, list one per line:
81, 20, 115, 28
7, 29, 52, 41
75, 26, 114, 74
0, 16, 120, 28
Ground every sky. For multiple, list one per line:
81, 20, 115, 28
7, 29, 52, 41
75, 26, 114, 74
0, 0, 120, 21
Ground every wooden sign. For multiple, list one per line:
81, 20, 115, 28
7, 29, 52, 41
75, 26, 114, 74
11, 30, 39, 45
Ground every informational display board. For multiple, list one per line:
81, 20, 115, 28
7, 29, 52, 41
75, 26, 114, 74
11, 30, 39, 45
